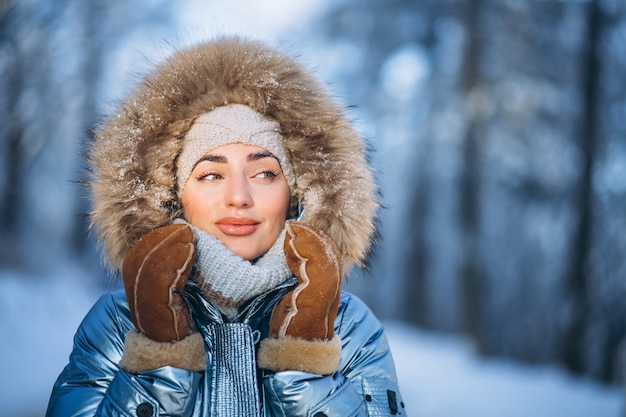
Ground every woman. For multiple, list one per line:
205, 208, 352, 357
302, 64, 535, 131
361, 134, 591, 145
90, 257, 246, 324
47, 36, 406, 417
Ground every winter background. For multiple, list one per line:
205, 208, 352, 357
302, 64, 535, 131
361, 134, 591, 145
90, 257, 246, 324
1, 0, 625, 416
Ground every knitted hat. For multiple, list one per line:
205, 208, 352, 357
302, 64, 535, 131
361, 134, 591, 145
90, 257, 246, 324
176, 104, 295, 194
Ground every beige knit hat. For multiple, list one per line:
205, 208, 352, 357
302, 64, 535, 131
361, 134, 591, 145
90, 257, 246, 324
176, 104, 295, 194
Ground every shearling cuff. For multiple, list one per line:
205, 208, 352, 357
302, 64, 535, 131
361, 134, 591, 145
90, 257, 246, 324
257, 335, 341, 375
120, 329, 206, 373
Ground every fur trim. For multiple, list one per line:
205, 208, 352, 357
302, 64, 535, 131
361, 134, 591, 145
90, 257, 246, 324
89, 36, 378, 271
257, 335, 341, 375
119, 329, 206, 373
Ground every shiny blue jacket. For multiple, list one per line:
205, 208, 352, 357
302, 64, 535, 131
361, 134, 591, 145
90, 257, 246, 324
47, 280, 405, 416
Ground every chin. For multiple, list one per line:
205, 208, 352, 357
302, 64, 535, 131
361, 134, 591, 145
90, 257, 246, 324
222, 235, 275, 261
227, 246, 260, 261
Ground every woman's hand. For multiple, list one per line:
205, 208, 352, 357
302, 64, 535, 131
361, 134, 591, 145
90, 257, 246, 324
258, 221, 343, 375
122, 223, 196, 342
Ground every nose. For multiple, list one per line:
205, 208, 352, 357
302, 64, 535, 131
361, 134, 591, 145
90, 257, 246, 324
224, 173, 253, 208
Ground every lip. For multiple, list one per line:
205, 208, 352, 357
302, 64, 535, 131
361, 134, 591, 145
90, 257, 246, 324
215, 217, 260, 236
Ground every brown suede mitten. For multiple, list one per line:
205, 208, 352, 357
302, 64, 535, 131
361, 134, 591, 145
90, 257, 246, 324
258, 221, 343, 375
119, 223, 206, 373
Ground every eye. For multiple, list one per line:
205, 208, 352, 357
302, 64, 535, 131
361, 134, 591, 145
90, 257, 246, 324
196, 172, 222, 181
254, 170, 279, 180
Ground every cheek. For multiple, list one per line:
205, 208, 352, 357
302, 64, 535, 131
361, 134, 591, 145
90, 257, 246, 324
275, 186, 292, 219
182, 200, 198, 222
259, 187, 290, 223
181, 188, 214, 224
181, 191, 194, 219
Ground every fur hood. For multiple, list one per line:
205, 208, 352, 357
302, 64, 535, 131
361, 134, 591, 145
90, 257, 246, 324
89, 36, 378, 271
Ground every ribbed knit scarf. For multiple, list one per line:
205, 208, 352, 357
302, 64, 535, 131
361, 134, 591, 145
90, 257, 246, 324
173, 219, 292, 320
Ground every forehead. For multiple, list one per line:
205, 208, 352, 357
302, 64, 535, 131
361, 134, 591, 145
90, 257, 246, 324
204, 143, 269, 156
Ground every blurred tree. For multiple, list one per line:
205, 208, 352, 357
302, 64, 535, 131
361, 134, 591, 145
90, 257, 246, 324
312, 0, 441, 323
312, 0, 626, 384
579, 0, 626, 383
0, 1, 59, 268
457, 0, 485, 348
0, 5, 21, 239
562, 0, 602, 378
0, 0, 177, 271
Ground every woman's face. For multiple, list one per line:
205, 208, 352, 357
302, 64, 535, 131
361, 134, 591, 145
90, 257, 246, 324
181, 143, 291, 261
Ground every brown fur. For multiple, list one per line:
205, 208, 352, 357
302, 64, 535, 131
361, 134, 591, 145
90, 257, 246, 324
257, 335, 342, 375
89, 36, 378, 271
120, 330, 206, 373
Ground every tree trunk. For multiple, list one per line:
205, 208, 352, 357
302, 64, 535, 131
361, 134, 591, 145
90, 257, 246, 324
0, 7, 24, 263
458, 0, 484, 347
562, 0, 601, 377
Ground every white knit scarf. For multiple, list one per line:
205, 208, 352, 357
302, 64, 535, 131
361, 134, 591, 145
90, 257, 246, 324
173, 219, 292, 319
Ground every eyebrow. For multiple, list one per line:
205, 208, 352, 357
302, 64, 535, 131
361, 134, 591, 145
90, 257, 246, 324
195, 154, 227, 164
192, 151, 279, 168
248, 151, 278, 162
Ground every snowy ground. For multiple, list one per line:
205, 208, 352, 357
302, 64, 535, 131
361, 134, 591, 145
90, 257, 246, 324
0, 265, 623, 417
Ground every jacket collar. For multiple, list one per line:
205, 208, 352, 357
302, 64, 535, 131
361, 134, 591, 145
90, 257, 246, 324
182, 277, 297, 327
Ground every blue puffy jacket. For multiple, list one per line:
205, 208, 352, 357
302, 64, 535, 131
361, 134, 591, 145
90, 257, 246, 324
47, 279, 406, 417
